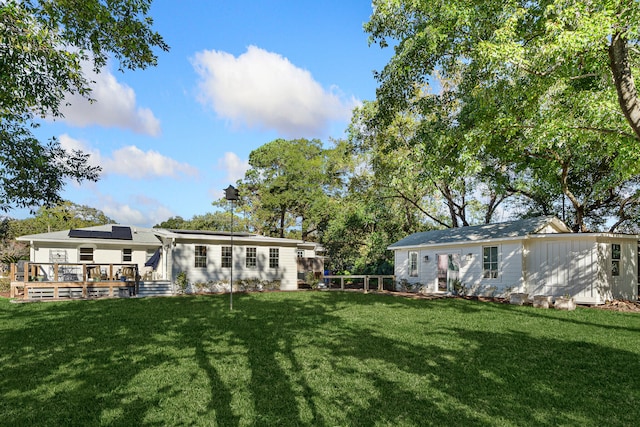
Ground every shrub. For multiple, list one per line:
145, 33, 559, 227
176, 271, 188, 294
0, 278, 9, 293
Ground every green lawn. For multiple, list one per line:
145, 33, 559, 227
1, 292, 639, 426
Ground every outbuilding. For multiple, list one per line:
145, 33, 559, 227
388, 216, 639, 304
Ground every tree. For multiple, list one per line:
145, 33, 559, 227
348, 100, 510, 229
323, 180, 421, 275
8, 202, 115, 237
1, 202, 114, 265
238, 138, 345, 240
457, 55, 640, 231
154, 216, 190, 230
365, 0, 640, 231
154, 210, 251, 233
0, 217, 27, 264
366, 0, 640, 137
0, 0, 168, 211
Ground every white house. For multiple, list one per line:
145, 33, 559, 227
388, 216, 639, 304
14, 225, 323, 297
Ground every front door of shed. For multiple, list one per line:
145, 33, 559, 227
437, 254, 460, 292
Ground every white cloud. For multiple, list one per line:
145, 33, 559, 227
59, 134, 199, 179
96, 194, 174, 227
217, 152, 249, 183
58, 134, 102, 169
58, 63, 161, 136
192, 45, 357, 137
101, 202, 148, 226
105, 146, 199, 179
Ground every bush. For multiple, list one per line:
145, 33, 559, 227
176, 271, 188, 294
0, 278, 9, 293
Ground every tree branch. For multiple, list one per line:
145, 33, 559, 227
608, 30, 640, 141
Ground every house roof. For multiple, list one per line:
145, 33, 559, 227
150, 227, 304, 244
16, 224, 162, 246
17, 224, 319, 249
388, 216, 570, 249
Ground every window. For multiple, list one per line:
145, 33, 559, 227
612, 243, 621, 277
79, 247, 93, 262
221, 246, 232, 268
122, 248, 132, 262
246, 247, 257, 269
409, 251, 418, 277
194, 245, 207, 268
269, 248, 279, 268
49, 249, 68, 263
297, 249, 304, 258
483, 246, 499, 279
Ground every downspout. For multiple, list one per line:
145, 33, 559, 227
168, 238, 175, 283
522, 236, 529, 294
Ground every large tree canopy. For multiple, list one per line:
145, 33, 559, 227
0, 0, 168, 211
6, 201, 115, 238
365, 0, 640, 231
238, 138, 347, 240
366, 0, 640, 137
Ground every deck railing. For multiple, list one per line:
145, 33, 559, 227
9, 262, 140, 300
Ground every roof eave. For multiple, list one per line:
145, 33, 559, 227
388, 235, 527, 250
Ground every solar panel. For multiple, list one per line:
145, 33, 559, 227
111, 226, 133, 240
68, 229, 112, 239
68, 226, 133, 240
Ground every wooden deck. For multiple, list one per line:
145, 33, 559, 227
9, 262, 140, 300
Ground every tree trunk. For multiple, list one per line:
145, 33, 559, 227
609, 31, 640, 141
441, 183, 459, 228
279, 209, 285, 238
559, 160, 587, 232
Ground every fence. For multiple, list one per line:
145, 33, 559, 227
323, 275, 396, 292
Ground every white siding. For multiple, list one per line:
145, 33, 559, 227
394, 249, 438, 291
500, 242, 525, 288
601, 239, 637, 302
297, 248, 315, 258
460, 242, 524, 296
525, 238, 600, 303
28, 243, 158, 281
391, 229, 639, 304
524, 236, 639, 304
171, 243, 298, 291
395, 251, 408, 280
393, 242, 524, 296
31, 244, 152, 267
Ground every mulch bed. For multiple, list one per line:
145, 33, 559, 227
591, 299, 640, 312
374, 291, 640, 313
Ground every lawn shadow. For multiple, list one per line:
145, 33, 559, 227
1, 293, 639, 426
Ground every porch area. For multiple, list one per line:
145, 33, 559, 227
9, 262, 141, 300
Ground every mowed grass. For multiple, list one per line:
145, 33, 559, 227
1, 292, 639, 426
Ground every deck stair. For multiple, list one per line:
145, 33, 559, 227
137, 281, 174, 297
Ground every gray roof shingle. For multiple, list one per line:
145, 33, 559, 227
388, 216, 568, 249
17, 224, 162, 245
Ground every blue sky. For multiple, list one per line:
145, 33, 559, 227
24, 0, 392, 227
